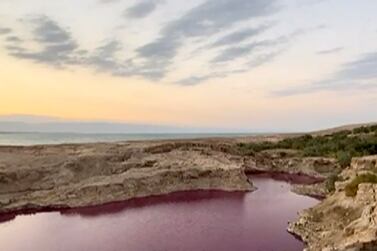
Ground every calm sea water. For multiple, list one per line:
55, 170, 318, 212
0, 176, 317, 251
0, 132, 253, 146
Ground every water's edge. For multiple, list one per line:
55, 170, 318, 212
0, 176, 320, 251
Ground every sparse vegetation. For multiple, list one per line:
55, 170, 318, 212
237, 125, 377, 168
336, 151, 352, 168
325, 174, 344, 193
352, 125, 377, 134
345, 173, 377, 197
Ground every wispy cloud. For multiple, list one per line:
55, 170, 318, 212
247, 49, 284, 68
137, 36, 179, 60
0, 15, 173, 80
0, 0, 283, 84
0, 1, 330, 87
87, 40, 122, 71
177, 75, 214, 86
274, 51, 377, 96
98, 0, 120, 4
0, 27, 12, 35
210, 24, 272, 48
317, 47, 343, 55
135, 0, 278, 79
201, 25, 324, 84
124, 0, 163, 19
176, 48, 283, 86
177, 27, 324, 85
177, 67, 255, 86
5, 36, 22, 42
336, 52, 377, 81
295, 0, 328, 7
211, 41, 265, 63
8, 16, 80, 67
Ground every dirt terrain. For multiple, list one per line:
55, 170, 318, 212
0, 126, 376, 251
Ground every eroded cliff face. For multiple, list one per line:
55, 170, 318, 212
243, 150, 339, 198
0, 139, 341, 214
0, 141, 253, 213
1, 136, 377, 250
288, 155, 377, 251
244, 149, 339, 179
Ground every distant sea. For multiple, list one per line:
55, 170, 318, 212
0, 132, 255, 146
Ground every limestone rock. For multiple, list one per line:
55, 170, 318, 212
289, 155, 377, 251
0, 141, 253, 214
244, 150, 339, 179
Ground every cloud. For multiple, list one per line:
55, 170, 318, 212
176, 69, 248, 86
119, 59, 171, 80
213, 45, 256, 63
124, 0, 162, 19
176, 50, 284, 86
98, 0, 120, 4
176, 72, 231, 86
1, 16, 171, 81
137, 36, 179, 60
163, 0, 277, 39
177, 28, 316, 86
317, 47, 343, 55
211, 41, 267, 63
8, 16, 79, 66
87, 40, 122, 71
176, 75, 213, 86
210, 24, 271, 48
0, 27, 12, 35
295, 0, 328, 7
5, 45, 25, 53
5, 36, 22, 42
211, 30, 299, 63
274, 51, 377, 96
135, 0, 278, 78
1, 1, 280, 83
247, 49, 284, 68
336, 52, 377, 81
32, 17, 71, 43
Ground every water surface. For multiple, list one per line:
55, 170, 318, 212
0, 176, 318, 251
0, 132, 255, 146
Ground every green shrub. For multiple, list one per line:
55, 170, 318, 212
336, 151, 352, 168
345, 173, 377, 197
353, 125, 377, 134
326, 174, 343, 192
353, 126, 372, 134
236, 126, 377, 169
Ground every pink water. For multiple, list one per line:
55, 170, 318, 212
0, 176, 318, 251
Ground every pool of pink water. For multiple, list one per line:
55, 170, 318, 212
0, 176, 318, 251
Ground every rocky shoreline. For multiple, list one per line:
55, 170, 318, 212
0, 137, 338, 213
1, 136, 376, 250
0, 140, 254, 214
288, 155, 377, 251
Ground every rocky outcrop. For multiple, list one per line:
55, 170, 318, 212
242, 150, 338, 197
1, 134, 377, 250
0, 142, 253, 214
244, 150, 339, 179
291, 182, 329, 198
0, 135, 343, 215
288, 155, 377, 251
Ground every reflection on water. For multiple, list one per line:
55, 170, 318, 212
0, 176, 318, 251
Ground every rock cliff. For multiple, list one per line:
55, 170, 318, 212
288, 155, 377, 251
0, 141, 253, 213
3, 137, 375, 251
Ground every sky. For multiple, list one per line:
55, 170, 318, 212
0, 0, 376, 132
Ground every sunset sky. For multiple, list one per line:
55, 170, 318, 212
1, 0, 377, 131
